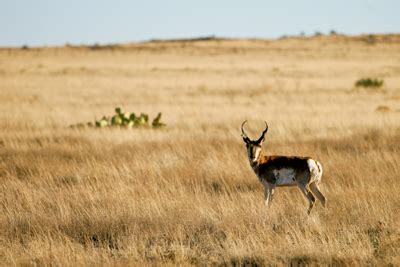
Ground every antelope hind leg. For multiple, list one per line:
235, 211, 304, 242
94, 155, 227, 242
298, 186, 316, 215
309, 182, 326, 208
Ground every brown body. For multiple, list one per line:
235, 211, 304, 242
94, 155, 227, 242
253, 155, 314, 186
242, 121, 326, 214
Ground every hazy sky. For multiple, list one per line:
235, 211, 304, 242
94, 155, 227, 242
1, 0, 398, 46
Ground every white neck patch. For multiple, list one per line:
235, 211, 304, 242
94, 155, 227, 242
248, 146, 261, 163
254, 147, 261, 160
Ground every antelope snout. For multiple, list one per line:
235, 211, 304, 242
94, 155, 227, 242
250, 157, 259, 165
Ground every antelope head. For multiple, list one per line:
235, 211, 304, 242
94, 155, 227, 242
241, 120, 269, 165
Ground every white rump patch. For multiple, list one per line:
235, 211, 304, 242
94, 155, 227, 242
307, 159, 323, 182
273, 168, 296, 186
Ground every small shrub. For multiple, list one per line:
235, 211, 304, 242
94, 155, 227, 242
364, 34, 376, 45
314, 31, 323, 37
376, 105, 391, 112
89, 43, 100, 50
88, 43, 119, 51
355, 78, 384, 88
152, 112, 166, 128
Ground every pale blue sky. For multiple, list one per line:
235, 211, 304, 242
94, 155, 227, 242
1, 0, 398, 47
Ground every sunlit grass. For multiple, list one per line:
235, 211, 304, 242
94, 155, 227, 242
1, 35, 400, 265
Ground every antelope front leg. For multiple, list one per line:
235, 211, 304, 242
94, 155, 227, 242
263, 182, 275, 207
264, 185, 270, 206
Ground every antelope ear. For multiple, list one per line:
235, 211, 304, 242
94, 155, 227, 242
242, 136, 250, 144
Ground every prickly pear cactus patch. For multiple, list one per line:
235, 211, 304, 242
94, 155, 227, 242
70, 107, 166, 129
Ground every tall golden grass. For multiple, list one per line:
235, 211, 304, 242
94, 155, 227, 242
1, 35, 400, 265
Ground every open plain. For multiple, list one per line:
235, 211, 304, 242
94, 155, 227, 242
1, 34, 400, 265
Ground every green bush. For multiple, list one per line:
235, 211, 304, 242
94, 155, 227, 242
355, 78, 384, 88
70, 107, 166, 129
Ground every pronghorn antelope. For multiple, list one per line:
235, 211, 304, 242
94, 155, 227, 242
241, 121, 326, 214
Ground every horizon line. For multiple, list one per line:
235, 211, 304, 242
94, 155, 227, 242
1, 31, 399, 49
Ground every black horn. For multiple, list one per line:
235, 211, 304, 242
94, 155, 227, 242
241, 120, 251, 143
256, 121, 269, 144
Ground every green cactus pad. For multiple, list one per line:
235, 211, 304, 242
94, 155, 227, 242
152, 112, 166, 128
111, 115, 123, 125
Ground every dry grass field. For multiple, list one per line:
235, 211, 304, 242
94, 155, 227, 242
1, 34, 400, 266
